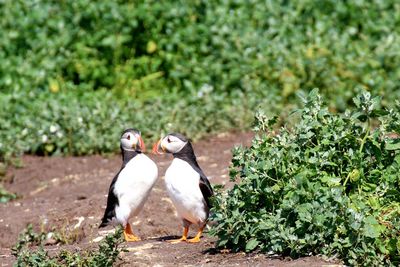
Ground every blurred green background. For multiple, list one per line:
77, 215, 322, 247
1, 0, 399, 160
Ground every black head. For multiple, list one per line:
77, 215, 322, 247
153, 133, 190, 154
120, 128, 145, 152
152, 132, 200, 168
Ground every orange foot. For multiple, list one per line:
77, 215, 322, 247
124, 223, 141, 242
187, 226, 204, 243
168, 226, 189, 244
187, 236, 201, 243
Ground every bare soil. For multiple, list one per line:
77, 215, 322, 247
0, 132, 339, 266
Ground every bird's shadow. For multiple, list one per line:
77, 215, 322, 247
151, 235, 207, 242
202, 247, 220, 255
146, 235, 232, 257
152, 235, 181, 242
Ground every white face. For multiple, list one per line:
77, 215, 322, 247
120, 131, 140, 151
160, 134, 187, 154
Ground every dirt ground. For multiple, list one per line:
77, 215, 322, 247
0, 132, 340, 266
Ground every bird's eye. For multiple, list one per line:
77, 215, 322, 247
127, 135, 130, 140
167, 138, 171, 143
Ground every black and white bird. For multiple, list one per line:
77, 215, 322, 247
99, 128, 158, 242
153, 133, 213, 243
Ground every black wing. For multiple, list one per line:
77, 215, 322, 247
173, 143, 214, 209
198, 172, 214, 209
99, 171, 120, 228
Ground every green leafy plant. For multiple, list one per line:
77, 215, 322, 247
12, 224, 47, 257
1, 0, 400, 163
211, 90, 400, 266
0, 89, 251, 160
13, 224, 126, 267
0, 184, 17, 203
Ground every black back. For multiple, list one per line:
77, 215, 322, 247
99, 132, 141, 228
99, 170, 121, 228
171, 134, 214, 209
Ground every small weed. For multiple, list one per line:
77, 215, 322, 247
50, 219, 84, 245
0, 162, 6, 177
0, 184, 17, 203
12, 224, 46, 257
13, 224, 125, 267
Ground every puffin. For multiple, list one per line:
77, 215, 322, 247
153, 133, 213, 243
99, 128, 158, 242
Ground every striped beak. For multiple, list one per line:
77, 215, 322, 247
152, 139, 165, 154
135, 134, 146, 152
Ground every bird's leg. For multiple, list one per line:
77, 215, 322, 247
167, 226, 189, 244
187, 225, 204, 243
123, 223, 141, 242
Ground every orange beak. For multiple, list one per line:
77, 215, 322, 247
133, 134, 145, 152
152, 140, 161, 154
138, 136, 146, 152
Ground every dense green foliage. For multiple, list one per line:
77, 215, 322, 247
12, 224, 125, 267
1, 90, 247, 159
2, 0, 400, 100
211, 90, 400, 266
1, 0, 400, 160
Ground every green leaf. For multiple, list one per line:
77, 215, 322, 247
245, 238, 259, 252
348, 169, 360, 182
45, 144, 55, 153
370, 109, 389, 118
385, 139, 400, 150
363, 216, 384, 238
217, 238, 228, 247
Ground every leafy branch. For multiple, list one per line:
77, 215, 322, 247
211, 90, 400, 266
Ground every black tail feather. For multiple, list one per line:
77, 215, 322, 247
99, 172, 120, 228
98, 221, 108, 228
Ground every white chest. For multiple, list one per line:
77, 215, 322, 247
114, 154, 158, 217
116, 154, 157, 190
165, 159, 200, 194
164, 158, 207, 225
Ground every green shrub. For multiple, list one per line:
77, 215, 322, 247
210, 90, 400, 266
1, 0, 400, 102
0, 88, 256, 161
1, 0, 400, 161
12, 224, 126, 267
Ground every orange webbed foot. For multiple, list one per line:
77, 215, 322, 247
124, 233, 141, 242
167, 226, 189, 244
124, 223, 141, 242
187, 236, 201, 243
187, 226, 204, 244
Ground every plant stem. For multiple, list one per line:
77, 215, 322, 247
68, 127, 73, 156
343, 173, 350, 188
359, 118, 371, 154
